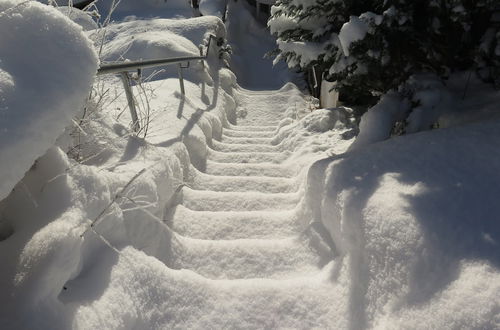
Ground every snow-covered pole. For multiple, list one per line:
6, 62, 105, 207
199, 45, 205, 69
120, 72, 140, 132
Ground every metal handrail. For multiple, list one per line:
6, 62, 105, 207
97, 34, 221, 132
97, 56, 205, 75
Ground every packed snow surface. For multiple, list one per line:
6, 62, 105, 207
0, 0, 98, 201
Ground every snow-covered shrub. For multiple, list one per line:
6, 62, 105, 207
0, 0, 98, 201
350, 73, 455, 149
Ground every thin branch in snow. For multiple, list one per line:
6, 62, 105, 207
123, 196, 172, 227
72, 119, 88, 137
90, 227, 121, 254
0, 1, 32, 18
80, 168, 147, 238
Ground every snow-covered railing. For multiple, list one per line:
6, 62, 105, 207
97, 55, 207, 76
97, 34, 222, 132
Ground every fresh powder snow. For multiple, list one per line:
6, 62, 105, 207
0, 0, 499, 329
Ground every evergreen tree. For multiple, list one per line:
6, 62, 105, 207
269, 0, 499, 105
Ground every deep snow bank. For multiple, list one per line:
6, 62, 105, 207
0, 0, 98, 201
308, 118, 500, 328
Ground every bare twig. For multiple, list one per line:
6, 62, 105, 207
80, 168, 147, 237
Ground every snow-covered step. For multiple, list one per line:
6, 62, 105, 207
212, 140, 277, 153
208, 150, 288, 163
170, 235, 332, 280
222, 129, 275, 138
190, 172, 297, 193
220, 136, 273, 144
226, 125, 277, 132
76, 249, 345, 329
181, 187, 300, 212
164, 267, 343, 329
168, 205, 303, 240
206, 161, 294, 177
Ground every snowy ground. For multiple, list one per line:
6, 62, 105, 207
1, 1, 500, 329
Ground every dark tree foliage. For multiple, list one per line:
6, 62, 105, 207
269, 0, 499, 104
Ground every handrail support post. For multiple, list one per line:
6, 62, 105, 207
178, 64, 185, 95
199, 46, 205, 68
120, 72, 140, 132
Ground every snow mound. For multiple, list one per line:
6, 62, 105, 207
350, 73, 495, 150
309, 118, 500, 328
0, 0, 98, 201
349, 92, 410, 150
100, 30, 199, 62
93, 16, 225, 61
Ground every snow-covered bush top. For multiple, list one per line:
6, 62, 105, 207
0, 0, 98, 201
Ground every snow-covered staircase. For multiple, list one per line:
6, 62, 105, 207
162, 89, 343, 327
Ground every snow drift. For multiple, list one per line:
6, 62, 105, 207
0, 0, 98, 201
308, 117, 500, 329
